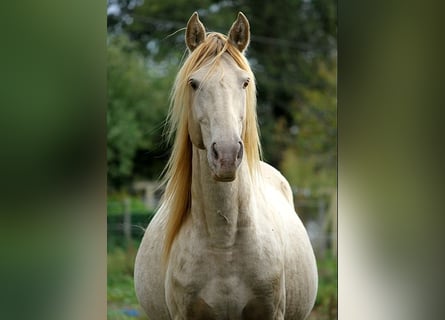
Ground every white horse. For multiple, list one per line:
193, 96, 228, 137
134, 12, 318, 320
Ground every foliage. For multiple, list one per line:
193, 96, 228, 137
294, 59, 337, 166
107, 34, 174, 189
107, 194, 153, 215
280, 59, 337, 192
238, 0, 337, 177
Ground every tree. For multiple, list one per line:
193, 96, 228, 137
107, 34, 173, 189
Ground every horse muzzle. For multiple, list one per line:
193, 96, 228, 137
208, 140, 243, 182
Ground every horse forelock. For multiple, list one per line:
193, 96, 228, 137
162, 32, 262, 263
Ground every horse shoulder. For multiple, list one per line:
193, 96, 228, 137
259, 161, 294, 206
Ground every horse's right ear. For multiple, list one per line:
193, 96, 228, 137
185, 12, 206, 52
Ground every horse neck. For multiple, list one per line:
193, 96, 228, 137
191, 146, 253, 248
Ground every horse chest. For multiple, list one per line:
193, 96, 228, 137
166, 241, 285, 319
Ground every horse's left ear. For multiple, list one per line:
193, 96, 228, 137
186, 12, 206, 52
228, 12, 250, 53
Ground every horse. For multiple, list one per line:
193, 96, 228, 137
134, 12, 318, 320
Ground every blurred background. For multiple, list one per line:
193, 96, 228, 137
106, 0, 337, 319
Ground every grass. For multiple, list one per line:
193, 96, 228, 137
107, 195, 152, 319
107, 245, 148, 320
309, 252, 338, 319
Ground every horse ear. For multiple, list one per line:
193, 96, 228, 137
186, 12, 206, 52
228, 12, 250, 53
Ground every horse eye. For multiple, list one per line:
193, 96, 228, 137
189, 79, 198, 90
242, 78, 250, 89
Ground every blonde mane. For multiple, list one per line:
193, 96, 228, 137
161, 32, 262, 262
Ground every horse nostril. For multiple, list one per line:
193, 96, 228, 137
237, 141, 243, 160
212, 142, 219, 160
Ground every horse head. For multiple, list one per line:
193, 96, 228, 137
185, 12, 252, 182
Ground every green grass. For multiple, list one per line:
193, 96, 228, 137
107, 245, 148, 320
309, 252, 338, 319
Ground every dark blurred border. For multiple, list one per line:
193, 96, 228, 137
0, 1, 106, 319
339, 0, 444, 319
